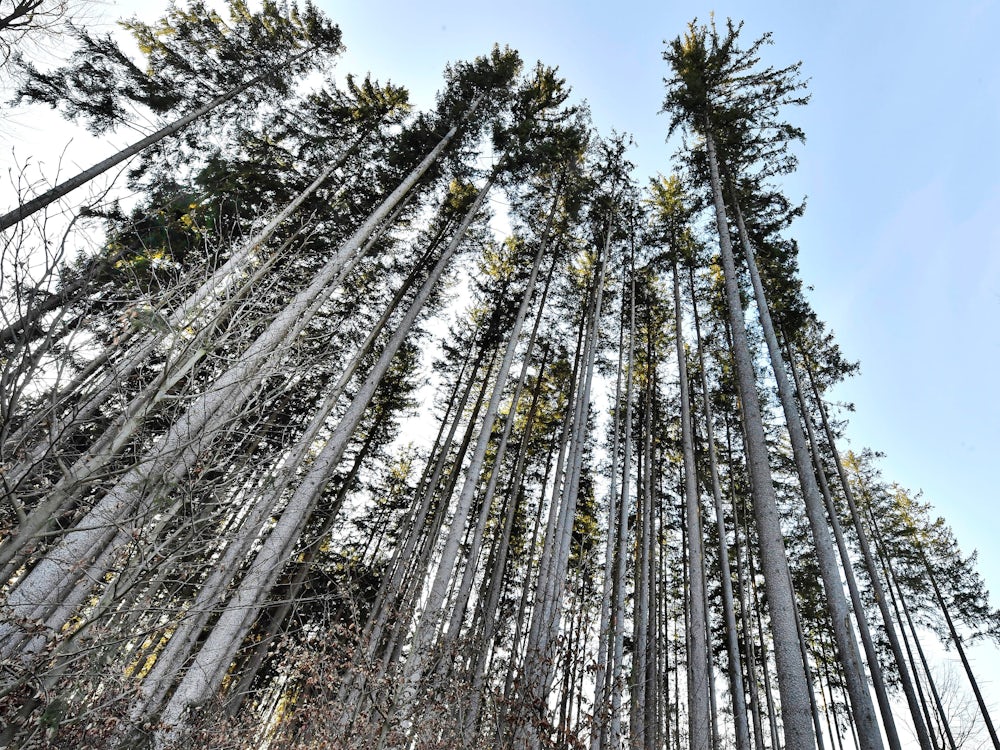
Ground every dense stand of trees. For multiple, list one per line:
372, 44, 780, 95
1, 6, 998, 749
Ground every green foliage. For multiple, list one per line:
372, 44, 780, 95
848, 451, 1000, 643
16, 0, 342, 134
662, 18, 808, 150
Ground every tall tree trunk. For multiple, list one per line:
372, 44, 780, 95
689, 265, 753, 750
129, 235, 442, 727
464, 342, 552, 741
610, 263, 637, 750
590, 270, 628, 750
785, 337, 902, 750
518, 227, 610, 750
728, 193, 882, 750
918, 545, 1000, 750
440, 213, 559, 648
0, 107, 480, 656
806, 359, 934, 750
876, 529, 945, 750
673, 258, 711, 750
152, 164, 500, 747
392, 197, 549, 732
703, 128, 815, 750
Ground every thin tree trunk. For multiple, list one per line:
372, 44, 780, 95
633, 305, 652, 750
440, 223, 558, 647
877, 533, 944, 750
392, 195, 548, 731
789, 574, 828, 750
0, 104, 479, 656
785, 338, 902, 750
806, 360, 934, 750
689, 265, 753, 750
463, 343, 552, 740
610, 263, 637, 750
673, 258, 711, 750
918, 545, 1000, 750
150, 163, 500, 747
590, 270, 627, 750
222, 430, 375, 716
0, 47, 319, 231
519, 226, 610, 750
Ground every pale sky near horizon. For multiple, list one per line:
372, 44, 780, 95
4, 0, 999, 735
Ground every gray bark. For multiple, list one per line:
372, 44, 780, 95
673, 259, 711, 750
0, 106, 474, 655
919, 545, 1000, 750
806, 361, 935, 750
703, 129, 815, 750
153, 166, 497, 746
689, 266, 753, 750
590, 271, 627, 750
729, 195, 883, 750
609, 265, 637, 750
440, 228, 556, 646
786, 339, 902, 750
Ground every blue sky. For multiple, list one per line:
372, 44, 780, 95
11, 0, 1000, 731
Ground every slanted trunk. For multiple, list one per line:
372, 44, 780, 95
153, 164, 499, 747
0, 103, 479, 655
393, 194, 547, 727
728, 193, 882, 750
0, 47, 318, 231
703, 128, 815, 750
440, 215, 559, 648
806, 363, 934, 750
463, 342, 552, 740
785, 338, 902, 750
919, 546, 1000, 750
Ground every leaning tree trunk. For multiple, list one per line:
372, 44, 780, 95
152, 164, 500, 748
918, 544, 1000, 750
804, 355, 935, 750
0, 47, 322, 231
728, 193, 883, 750
127, 231, 443, 729
871, 514, 946, 750
391, 183, 546, 730
439, 204, 560, 649
0, 100, 479, 656
463, 342, 553, 741
0, 225, 312, 573
703, 128, 816, 750
335, 341, 491, 727
785, 337, 903, 750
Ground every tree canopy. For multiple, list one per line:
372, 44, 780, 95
0, 9, 996, 750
